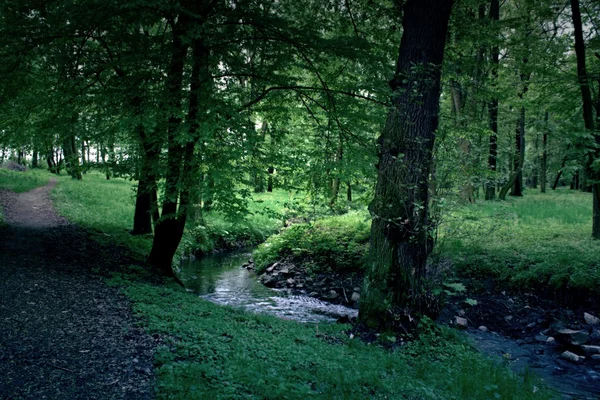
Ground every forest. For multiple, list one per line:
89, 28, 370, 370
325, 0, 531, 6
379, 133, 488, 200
1, 0, 600, 398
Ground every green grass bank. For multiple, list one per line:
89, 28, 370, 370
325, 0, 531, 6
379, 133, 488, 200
439, 189, 600, 301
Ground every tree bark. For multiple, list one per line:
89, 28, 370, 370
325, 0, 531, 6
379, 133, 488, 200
509, 106, 526, 196
346, 182, 352, 202
570, 0, 600, 238
359, 0, 453, 330
541, 112, 548, 193
147, 15, 191, 277
485, 0, 500, 200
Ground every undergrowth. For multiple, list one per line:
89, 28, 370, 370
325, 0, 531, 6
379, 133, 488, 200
253, 212, 371, 274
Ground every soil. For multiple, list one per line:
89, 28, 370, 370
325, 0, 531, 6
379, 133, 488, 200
0, 179, 158, 400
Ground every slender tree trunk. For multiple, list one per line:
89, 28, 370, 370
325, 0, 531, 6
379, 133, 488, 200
541, 112, 548, 193
267, 167, 274, 192
359, 0, 453, 330
485, 0, 500, 200
63, 134, 82, 180
147, 16, 191, 276
330, 138, 343, 206
570, 0, 600, 238
32, 150, 38, 168
510, 106, 525, 196
346, 182, 352, 202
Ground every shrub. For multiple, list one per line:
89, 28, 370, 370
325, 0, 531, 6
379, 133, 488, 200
253, 212, 371, 273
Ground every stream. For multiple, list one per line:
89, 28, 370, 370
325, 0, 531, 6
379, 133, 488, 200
180, 249, 599, 399
179, 248, 357, 323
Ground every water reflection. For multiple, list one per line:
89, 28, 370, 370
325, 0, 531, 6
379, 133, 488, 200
179, 249, 357, 323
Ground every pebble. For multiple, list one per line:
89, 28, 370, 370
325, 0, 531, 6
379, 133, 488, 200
584, 312, 600, 326
454, 316, 468, 328
580, 345, 600, 355
560, 351, 585, 364
478, 325, 489, 332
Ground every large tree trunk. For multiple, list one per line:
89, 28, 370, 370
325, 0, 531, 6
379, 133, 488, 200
570, 0, 600, 238
485, 0, 500, 201
359, 0, 453, 330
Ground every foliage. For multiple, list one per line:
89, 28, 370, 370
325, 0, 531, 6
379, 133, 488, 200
253, 212, 371, 274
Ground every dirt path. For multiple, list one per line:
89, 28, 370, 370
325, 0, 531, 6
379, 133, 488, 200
0, 180, 156, 399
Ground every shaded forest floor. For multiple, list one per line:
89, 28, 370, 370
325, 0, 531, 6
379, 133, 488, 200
0, 179, 157, 399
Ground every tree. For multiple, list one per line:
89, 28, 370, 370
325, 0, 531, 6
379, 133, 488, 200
570, 0, 600, 238
359, 0, 454, 330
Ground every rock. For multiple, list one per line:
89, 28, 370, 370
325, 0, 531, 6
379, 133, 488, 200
286, 278, 295, 285
454, 316, 468, 329
526, 322, 537, 329
308, 292, 319, 297
478, 326, 489, 332
504, 315, 513, 322
266, 263, 278, 273
556, 329, 589, 346
581, 345, 600, 355
296, 283, 304, 289
458, 309, 466, 316
353, 287, 361, 292
546, 337, 556, 345
560, 351, 585, 364
535, 334, 548, 343
326, 290, 339, 299
351, 292, 360, 303
592, 354, 600, 361
584, 312, 600, 326
262, 275, 279, 288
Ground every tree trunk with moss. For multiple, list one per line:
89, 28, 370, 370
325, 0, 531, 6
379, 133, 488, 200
359, 0, 453, 330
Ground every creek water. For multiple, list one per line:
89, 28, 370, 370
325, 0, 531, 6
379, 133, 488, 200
179, 248, 357, 323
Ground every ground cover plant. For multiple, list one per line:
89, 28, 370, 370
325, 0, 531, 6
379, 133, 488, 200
111, 273, 552, 400
439, 189, 600, 300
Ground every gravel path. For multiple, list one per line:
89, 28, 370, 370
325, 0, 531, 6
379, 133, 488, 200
0, 179, 156, 400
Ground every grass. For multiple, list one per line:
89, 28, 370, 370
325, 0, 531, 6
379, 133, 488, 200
110, 272, 552, 400
0, 167, 50, 193
253, 212, 371, 274
50, 170, 301, 259
51, 171, 152, 257
439, 189, 600, 297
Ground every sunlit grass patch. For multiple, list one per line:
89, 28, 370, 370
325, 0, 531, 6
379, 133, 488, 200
439, 189, 600, 296
0, 167, 50, 193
